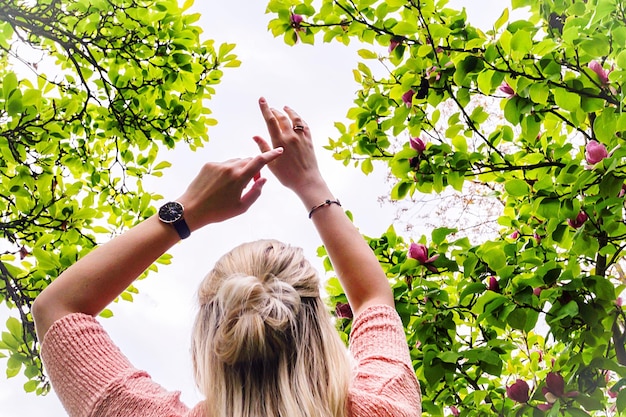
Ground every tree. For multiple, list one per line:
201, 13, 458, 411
0, 0, 239, 394
268, 0, 626, 415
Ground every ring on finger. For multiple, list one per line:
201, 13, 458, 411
293, 125, 305, 131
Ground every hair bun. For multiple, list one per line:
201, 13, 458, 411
213, 274, 301, 365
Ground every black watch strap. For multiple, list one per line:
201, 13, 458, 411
173, 219, 191, 240
158, 201, 191, 240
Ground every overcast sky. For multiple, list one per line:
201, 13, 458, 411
0, 1, 512, 415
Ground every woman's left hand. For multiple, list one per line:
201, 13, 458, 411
177, 147, 283, 230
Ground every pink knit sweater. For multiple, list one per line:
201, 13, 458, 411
41, 304, 421, 417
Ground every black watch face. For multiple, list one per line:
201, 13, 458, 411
159, 202, 184, 223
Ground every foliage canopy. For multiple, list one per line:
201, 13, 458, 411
0, 0, 238, 393
267, 0, 626, 415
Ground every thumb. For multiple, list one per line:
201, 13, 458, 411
239, 177, 267, 210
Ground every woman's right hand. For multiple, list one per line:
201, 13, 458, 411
254, 97, 325, 196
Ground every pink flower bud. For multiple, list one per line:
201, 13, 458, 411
426, 66, 442, 81
409, 243, 428, 263
408, 243, 439, 271
290, 13, 304, 25
567, 211, 588, 229
402, 89, 414, 107
509, 230, 520, 240
544, 372, 565, 398
19, 246, 29, 260
589, 60, 610, 85
410, 137, 426, 152
533, 287, 543, 297
498, 81, 515, 98
619, 184, 626, 198
335, 302, 353, 319
617, 297, 623, 307
389, 37, 402, 53
534, 232, 541, 244
450, 405, 460, 416
585, 140, 608, 165
506, 379, 530, 403
487, 276, 500, 292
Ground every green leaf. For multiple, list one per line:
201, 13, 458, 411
553, 88, 581, 113
505, 179, 530, 197
494, 8, 509, 30
3, 72, 18, 99
529, 82, 549, 105
594, 110, 618, 142
510, 29, 533, 58
391, 181, 411, 200
432, 227, 456, 244
357, 49, 378, 59
460, 282, 487, 302
361, 158, 374, 175
24, 380, 38, 393
99, 309, 114, 319
617, 389, 626, 413
617, 50, 626, 71
6, 317, 21, 338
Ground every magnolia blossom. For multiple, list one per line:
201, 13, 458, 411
335, 302, 353, 319
506, 379, 530, 403
543, 372, 565, 401
498, 81, 515, 98
426, 65, 442, 81
540, 372, 578, 407
402, 89, 414, 107
290, 13, 303, 26
509, 230, 520, 240
410, 136, 426, 152
487, 276, 500, 292
389, 36, 403, 53
567, 211, 588, 229
450, 406, 460, 417
589, 60, 610, 85
585, 140, 608, 165
533, 287, 543, 297
408, 243, 439, 273
19, 246, 29, 260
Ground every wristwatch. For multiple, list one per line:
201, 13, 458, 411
158, 201, 191, 239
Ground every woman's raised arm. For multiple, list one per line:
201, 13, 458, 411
32, 149, 283, 339
254, 98, 394, 317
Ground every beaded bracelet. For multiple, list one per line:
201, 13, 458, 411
308, 199, 342, 218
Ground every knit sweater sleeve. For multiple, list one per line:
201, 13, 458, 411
40, 313, 192, 417
347, 304, 421, 417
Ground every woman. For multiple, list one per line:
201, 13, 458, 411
32, 98, 421, 417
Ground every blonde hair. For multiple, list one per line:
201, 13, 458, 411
191, 240, 351, 417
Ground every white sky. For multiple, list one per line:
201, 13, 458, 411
0, 1, 512, 415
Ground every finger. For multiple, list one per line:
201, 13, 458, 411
240, 177, 267, 210
253, 135, 272, 153
242, 147, 284, 178
258, 97, 283, 140
270, 107, 293, 132
283, 106, 308, 130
